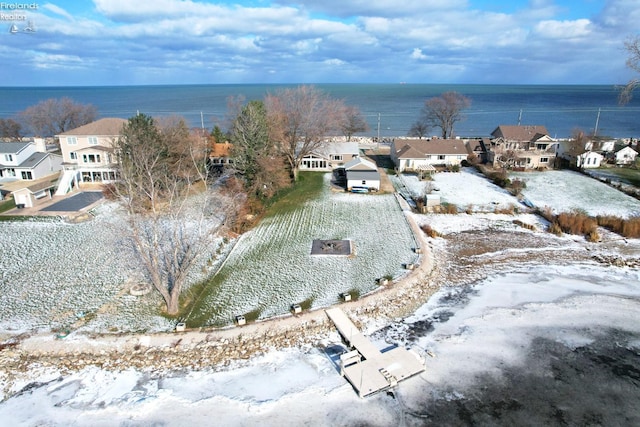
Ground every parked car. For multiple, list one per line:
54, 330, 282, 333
350, 186, 369, 193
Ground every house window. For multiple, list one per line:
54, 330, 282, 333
438, 155, 445, 160
21, 171, 33, 180
330, 154, 343, 161
540, 157, 549, 163
6, 168, 15, 176
67, 137, 77, 145
70, 152, 77, 160
88, 137, 98, 145
362, 180, 366, 185
4, 154, 13, 162
82, 154, 101, 163
536, 144, 547, 150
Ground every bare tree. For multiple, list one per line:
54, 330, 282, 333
340, 105, 369, 141
113, 113, 237, 316
421, 92, 471, 139
0, 118, 23, 141
620, 35, 640, 104
18, 97, 97, 137
265, 85, 346, 181
408, 118, 430, 139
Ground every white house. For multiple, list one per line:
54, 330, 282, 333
344, 156, 380, 192
556, 140, 604, 169
615, 146, 638, 166
0, 140, 62, 181
390, 138, 468, 172
576, 151, 604, 169
56, 118, 127, 194
299, 142, 360, 171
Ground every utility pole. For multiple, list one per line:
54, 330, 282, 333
594, 108, 601, 137
517, 109, 522, 126
376, 113, 381, 150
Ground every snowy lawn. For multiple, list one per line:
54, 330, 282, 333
390, 168, 522, 213
511, 169, 640, 218
0, 173, 418, 333
186, 173, 418, 326
0, 206, 175, 334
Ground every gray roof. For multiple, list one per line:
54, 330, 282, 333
347, 170, 380, 181
0, 141, 31, 155
344, 156, 377, 171
16, 152, 49, 169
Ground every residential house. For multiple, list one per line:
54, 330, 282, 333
344, 156, 380, 192
488, 125, 557, 169
556, 139, 604, 169
615, 146, 638, 166
466, 138, 490, 164
390, 138, 468, 172
209, 140, 233, 173
56, 118, 127, 194
0, 140, 62, 181
576, 151, 604, 169
299, 142, 360, 171
11, 180, 58, 208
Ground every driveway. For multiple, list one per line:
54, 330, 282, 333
40, 191, 104, 212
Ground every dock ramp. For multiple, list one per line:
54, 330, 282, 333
326, 308, 425, 398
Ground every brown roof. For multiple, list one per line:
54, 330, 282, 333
394, 139, 467, 158
491, 125, 549, 142
210, 141, 232, 158
58, 118, 127, 137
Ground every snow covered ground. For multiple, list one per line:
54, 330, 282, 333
511, 169, 640, 217
0, 205, 174, 334
187, 174, 418, 326
0, 174, 418, 332
2, 168, 640, 424
392, 168, 521, 212
2, 261, 639, 426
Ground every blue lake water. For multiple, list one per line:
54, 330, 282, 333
1, 84, 639, 138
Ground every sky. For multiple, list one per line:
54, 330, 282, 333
0, 0, 638, 86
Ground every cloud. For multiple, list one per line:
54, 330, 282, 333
533, 19, 592, 39
41, 3, 75, 21
411, 48, 427, 60
1, 0, 637, 85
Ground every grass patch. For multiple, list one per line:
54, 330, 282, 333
181, 269, 229, 327
0, 198, 16, 214
180, 172, 326, 327
241, 308, 262, 323
597, 167, 640, 187
263, 172, 325, 215
296, 297, 315, 311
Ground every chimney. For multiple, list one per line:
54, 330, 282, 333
33, 137, 47, 152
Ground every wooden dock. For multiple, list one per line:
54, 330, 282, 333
325, 308, 425, 398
